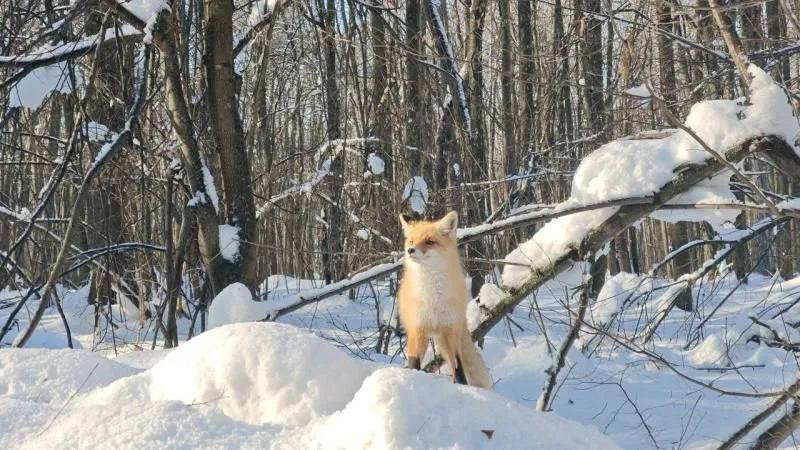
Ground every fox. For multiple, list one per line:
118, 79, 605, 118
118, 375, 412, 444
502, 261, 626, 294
397, 211, 492, 389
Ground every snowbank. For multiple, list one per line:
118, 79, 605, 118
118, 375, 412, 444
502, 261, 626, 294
310, 367, 619, 450
150, 322, 370, 426
2, 321, 623, 449
93, 322, 372, 427
590, 272, 652, 326
207, 282, 267, 328
0, 348, 139, 404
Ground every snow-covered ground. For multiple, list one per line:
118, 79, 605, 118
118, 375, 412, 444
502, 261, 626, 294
3, 270, 800, 449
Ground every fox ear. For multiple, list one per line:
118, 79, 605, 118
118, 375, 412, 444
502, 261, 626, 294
399, 214, 412, 235
438, 211, 458, 237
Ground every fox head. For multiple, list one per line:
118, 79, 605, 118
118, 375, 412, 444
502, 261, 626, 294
399, 211, 458, 265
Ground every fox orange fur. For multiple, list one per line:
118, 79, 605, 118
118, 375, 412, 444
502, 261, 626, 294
397, 211, 492, 389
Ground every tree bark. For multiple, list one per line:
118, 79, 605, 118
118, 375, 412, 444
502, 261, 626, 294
204, 0, 259, 290
320, 0, 344, 283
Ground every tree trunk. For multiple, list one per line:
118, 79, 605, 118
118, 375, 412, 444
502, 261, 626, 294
320, 0, 344, 283
517, 0, 536, 158
204, 0, 259, 289
464, 0, 489, 298
499, 0, 515, 176
579, 0, 604, 138
406, 0, 423, 177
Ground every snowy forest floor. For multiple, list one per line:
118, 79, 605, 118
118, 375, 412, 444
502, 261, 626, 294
2, 269, 800, 449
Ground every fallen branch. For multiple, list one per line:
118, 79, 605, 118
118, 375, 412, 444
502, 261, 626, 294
537, 282, 591, 412
718, 377, 800, 450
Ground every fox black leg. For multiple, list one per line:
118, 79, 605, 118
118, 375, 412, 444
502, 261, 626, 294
454, 355, 468, 385
407, 356, 421, 370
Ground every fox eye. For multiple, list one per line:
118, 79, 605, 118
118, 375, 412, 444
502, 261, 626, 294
425, 239, 436, 246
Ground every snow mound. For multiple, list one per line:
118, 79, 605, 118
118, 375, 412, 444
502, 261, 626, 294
94, 322, 371, 427
685, 334, 729, 366
208, 282, 267, 328
312, 367, 620, 450
1, 320, 627, 449
591, 272, 652, 325
0, 348, 138, 404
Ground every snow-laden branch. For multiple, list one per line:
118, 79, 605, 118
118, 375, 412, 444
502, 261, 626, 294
262, 260, 402, 320
0, 26, 141, 67
0, 26, 141, 95
260, 195, 662, 321
473, 136, 797, 343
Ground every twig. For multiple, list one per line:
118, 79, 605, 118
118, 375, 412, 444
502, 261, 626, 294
37, 363, 100, 436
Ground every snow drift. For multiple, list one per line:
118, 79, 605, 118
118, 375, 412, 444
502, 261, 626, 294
309, 367, 618, 450
1, 321, 618, 449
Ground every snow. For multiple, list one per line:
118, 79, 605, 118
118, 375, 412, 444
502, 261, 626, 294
778, 197, 800, 211
0, 349, 139, 404
367, 152, 385, 175
624, 83, 650, 97
355, 228, 370, 240
468, 282, 507, 330
186, 190, 207, 207
116, 0, 169, 23
503, 65, 800, 288
207, 282, 266, 329
590, 272, 652, 326
92, 141, 115, 169
7, 271, 800, 448
0, 26, 139, 64
311, 368, 618, 450
248, 0, 278, 26
402, 176, 429, 214
218, 224, 241, 262
7, 63, 71, 109
685, 333, 729, 366
0, 321, 617, 450
126, 0, 170, 44
105, 323, 371, 427
85, 121, 111, 142
201, 164, 220, 213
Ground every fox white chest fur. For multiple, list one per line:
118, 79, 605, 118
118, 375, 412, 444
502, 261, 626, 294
403, 261, 467, 329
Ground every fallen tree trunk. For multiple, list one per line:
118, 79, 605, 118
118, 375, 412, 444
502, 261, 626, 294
470, 135, 798, 342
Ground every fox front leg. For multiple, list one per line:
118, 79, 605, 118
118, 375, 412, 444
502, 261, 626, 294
406, 327, 428, 370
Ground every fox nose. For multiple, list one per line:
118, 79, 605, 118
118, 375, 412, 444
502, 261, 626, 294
407, 248, 416, 255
